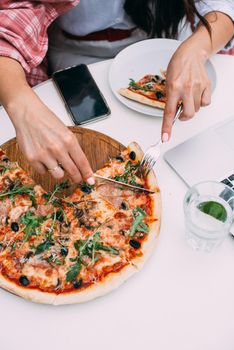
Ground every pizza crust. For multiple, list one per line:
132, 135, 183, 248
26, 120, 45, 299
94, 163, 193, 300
127, 142, 161, 269
119, 88, 166, 109
0, 274, 56, 304
54, 263, 137, 305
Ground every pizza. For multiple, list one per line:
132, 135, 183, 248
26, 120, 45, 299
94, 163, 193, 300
0, 142, 161, 304
119, 73, 167, 109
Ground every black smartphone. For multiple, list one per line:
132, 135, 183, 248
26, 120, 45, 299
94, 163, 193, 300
52, 64, 111, 125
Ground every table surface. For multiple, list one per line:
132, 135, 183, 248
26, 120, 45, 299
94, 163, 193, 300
0, 54, 234, 350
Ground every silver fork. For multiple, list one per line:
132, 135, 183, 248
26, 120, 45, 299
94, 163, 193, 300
140, 104, 183, 175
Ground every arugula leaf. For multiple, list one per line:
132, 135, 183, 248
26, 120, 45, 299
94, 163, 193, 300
129, 79, 148, 91
0, 164, 10, 175
95, 242, 119, 255
34, 211, 58, 254
137, 222, 149, 233
66, 232, 119, 282
66, 259, 82, 282
35, 239, 52, 255
114, 161, 140, 185
129, 78, 161, 93
20, 212, 46, 242
129, 207, 147, 237
11, 241, 17, 251
198, 201, 227, 222
45, 181, 70, 204
0, 181, 35, 201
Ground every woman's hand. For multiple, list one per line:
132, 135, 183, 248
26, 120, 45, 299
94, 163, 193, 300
161, 39, 211, 142
8, 93, 94, 184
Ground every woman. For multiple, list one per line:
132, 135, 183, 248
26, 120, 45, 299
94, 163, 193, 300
0, 0, 233, 184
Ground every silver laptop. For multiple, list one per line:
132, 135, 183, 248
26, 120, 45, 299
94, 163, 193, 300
164, 116, 234, 189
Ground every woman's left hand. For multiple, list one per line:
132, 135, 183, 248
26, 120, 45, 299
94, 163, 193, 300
161, 40, 212, 142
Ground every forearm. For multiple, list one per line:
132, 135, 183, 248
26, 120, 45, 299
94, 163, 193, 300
0, 57, 39, 126
184, 11, 234, 60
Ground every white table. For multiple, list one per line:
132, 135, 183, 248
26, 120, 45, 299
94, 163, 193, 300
0, 55, 234, 350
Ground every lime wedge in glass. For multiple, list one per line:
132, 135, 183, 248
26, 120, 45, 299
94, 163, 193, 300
197, 201, 227, 222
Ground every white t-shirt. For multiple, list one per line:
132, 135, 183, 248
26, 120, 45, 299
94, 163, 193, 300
57, 0, 135, 36
57, 0, 234, 37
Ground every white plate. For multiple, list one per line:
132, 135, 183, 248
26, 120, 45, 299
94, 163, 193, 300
109, 38, 217, 117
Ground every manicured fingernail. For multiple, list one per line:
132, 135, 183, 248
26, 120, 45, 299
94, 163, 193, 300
162, 133, 169, 143
87, 177, 95, 185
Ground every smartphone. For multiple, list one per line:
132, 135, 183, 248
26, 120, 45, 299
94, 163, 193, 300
52, 64, 111, 125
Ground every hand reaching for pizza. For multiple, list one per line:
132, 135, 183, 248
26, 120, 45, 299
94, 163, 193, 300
161, 39, 211, 142
8, 91, 94, 184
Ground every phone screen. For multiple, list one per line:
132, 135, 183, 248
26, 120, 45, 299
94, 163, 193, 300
52, 64, 110, 125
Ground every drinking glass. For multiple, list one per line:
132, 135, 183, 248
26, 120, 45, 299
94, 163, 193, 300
183, 181, 234, 252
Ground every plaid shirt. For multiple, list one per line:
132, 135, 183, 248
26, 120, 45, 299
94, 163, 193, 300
0, 1, 79, 86
0, 0, 233, 87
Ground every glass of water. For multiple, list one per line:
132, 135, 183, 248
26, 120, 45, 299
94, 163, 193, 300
184, 181, 234, 252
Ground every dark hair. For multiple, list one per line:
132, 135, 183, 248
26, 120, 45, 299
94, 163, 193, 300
124, 0, 211, 38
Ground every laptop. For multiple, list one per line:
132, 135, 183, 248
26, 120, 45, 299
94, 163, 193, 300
164, 115, 234, 189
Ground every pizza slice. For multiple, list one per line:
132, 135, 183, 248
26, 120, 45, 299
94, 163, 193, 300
119, 73, 167, 109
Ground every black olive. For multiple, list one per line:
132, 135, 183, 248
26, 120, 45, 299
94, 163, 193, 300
120, 229, 128, 236
74, 208, 84, 219
19, 275, 29, 286
5, 216, 9, 225
73, 279, 83, 289
129, 151, 136, 160
11, 222, 19, 232
2, 157, 9, 163
56, 278, 61, 288
155, 91, 163, 100
129, 239, 141, 249
55, 211, 64, 222
79, 217, 86, 226
80, 183, 92, 194
8, 181, 15, 190
115, 155, 125, 162
161, 79, 166, 85
60, 223, 70, 234
25, 251, 33, 260
121, 201, 128, 210
60, 246, 68, 256
154, 75, 160, 80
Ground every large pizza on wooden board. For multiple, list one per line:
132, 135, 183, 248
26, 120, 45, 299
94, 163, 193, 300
0, 142, 161, 305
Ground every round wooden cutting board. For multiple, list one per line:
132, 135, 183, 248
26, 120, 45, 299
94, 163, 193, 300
1, 127, 125, 195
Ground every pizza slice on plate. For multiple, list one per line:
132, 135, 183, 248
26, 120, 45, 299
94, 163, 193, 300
119, 73, 167, 109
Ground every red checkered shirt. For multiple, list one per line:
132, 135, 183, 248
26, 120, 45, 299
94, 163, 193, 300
0, 1, 79, 86
0, 1, 233, 87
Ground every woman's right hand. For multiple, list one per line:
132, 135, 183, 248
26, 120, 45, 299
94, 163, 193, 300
7, 92, 94, 184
